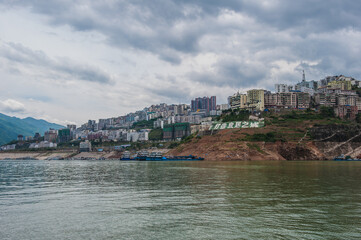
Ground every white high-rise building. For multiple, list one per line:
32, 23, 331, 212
275, 84, 293, 93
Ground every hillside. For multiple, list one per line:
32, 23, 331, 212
0, 113, 64, 145
169, 110, 361, 160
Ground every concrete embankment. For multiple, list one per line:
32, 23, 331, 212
0, 149, 171, 160
0, 151, 120, 160
0, 151, 74, 160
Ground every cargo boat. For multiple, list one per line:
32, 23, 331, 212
120, 151, 204, 161
120, 151, 137, 161
145, 155, 204, 161
135, 150, 150, 161
334, 154, 361, 161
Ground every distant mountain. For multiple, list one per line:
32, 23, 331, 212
0, 113, 64, 145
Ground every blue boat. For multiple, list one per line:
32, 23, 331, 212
120, 151, 204, 161
120, 151, 137, 161
334, 158, 361, 161
120, 158, 137, 161
145, 155, 204, 161
145, 151, 204, 161
334, 154, 361, 161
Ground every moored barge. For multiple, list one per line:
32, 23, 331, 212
120, 151, 204, 161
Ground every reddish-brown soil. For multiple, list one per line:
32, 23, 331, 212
168, 129, 328, 161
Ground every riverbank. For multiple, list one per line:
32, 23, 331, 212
168, 127, 361, 161
0, 151, 118, 160
168, 131, 323, 161
2, 123, 361, 161
0, 140, 354, 161
0, 149, 171, 160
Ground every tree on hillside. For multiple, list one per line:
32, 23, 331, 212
356, 113, 361, 123
320, 106, 335, 118
149, 129, 163, 141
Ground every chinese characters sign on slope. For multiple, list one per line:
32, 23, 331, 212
209, 121, 265, 130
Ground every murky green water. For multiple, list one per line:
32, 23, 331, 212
0, 160, 360, 239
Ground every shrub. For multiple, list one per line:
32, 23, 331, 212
356, 113, 361, 123
243, 132, 285, 142
149, 129, 163, 141
320, 106, 335, 118
168, 142, 180, 149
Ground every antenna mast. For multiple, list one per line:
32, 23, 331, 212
302, 70, 306, 82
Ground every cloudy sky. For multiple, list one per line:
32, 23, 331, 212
1, 0, 361, 125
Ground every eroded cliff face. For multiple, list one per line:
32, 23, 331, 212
309, 125, 361, 142
277, 143, 326, 160
168, 126, 361, 161
169, 139, 326, 161
313, 142, 361, 159
310, 125, 361, 158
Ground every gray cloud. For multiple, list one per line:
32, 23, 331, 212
1, 0, 361, 123
188, 58, 267, 89
148, 86, 192, 103
142, 75, 192, 103
4, 1, 360, 43
0, 42, 112, 84
1, 1, 359, 81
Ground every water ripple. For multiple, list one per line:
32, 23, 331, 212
0, 160, 360, 240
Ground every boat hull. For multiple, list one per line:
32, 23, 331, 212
120, 156, 204, 161
145, 156, 204, 161
334, 158, 361, 161
120, 158, 137, 161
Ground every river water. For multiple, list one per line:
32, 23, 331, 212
0, 160, 360, 240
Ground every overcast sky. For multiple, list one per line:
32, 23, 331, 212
1, 0, 361, 125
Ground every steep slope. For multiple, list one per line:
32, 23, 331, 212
22, 117, 64, 134
168, 129, 326, 161
0, 113, 64, 145
169, 122, 361, 161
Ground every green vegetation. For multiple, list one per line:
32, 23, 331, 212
167, 133, 198, 149
168, 142, 180, 149
274, 108, 334, 120
246, 143, 266, 154
0, 113, 64, 146
216, 109, 250, 122
235, 108, 357, 143
352, 85, 361, 97
263, 108, 350, 127
181, 133, 196, 144
4, 140, 18, 145
319, 106, 335, 118
57, 141, 81, 148
242, 132, 285, 142
356, 113, 361, 124
217, 107, 339, 126
132, 118, 161, 130
149, 128, 163, 141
